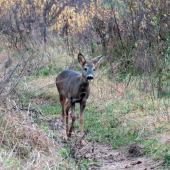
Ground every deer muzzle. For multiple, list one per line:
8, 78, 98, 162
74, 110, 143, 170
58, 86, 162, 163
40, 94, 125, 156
87, 75, 94, 82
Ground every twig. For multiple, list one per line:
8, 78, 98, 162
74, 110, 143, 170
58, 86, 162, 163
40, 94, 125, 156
0, 52, 32, 106
4, 142, 18, 166
110, 3, 125, 51
0, 50, 27, 94
126, 54, 137, 88
136, 122, 154, 140
163, 98, 170, 123
129, 0, 136, 41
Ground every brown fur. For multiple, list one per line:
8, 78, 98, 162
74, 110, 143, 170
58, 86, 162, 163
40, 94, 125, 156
56, 53, 102, 141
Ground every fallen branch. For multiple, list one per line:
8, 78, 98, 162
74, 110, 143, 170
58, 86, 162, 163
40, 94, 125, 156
136, 122, 154, 140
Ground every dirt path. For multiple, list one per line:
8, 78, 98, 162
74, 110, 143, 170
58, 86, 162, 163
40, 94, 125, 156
79, 143, 162, 170
46, 116, 163, 170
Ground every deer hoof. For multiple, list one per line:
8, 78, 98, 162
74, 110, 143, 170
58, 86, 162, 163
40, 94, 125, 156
67, 134, 71, 138
62, 129, 68, 142
62, 135, 68, 142
81, 139, 87, 146
68, 131, 72, 138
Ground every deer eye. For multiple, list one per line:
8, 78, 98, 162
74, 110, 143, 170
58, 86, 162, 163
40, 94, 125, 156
93, 69, 95, 71
84, 68, 87, 71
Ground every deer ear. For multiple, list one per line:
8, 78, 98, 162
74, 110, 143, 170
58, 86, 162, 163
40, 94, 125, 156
78, 53, 86, 67
90, 55, 103, 66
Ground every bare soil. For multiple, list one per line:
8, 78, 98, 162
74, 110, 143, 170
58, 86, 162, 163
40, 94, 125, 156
80, 143, 162, 170
47, 116, 164, 170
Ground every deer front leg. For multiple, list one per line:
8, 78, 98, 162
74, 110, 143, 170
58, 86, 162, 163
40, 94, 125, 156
68, 102, 76, 137
80, 102, 86, 137
79, 102, 87, 145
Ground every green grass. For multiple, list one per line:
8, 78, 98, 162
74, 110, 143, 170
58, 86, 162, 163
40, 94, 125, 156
84, 106, 139, 148
5, 41, 170, 168
41, 105, 61, 116
163, 147, 170, 166
71, 83, 169, 166
17, 71, 170, 168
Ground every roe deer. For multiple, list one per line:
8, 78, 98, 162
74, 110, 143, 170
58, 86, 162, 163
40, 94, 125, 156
56, 53, 103, 142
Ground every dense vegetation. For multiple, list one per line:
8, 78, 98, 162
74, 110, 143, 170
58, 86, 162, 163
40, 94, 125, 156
0, 0, 170, 169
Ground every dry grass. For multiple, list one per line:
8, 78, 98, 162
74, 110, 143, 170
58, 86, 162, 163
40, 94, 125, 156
0, 100, 74, 169
1, 34, 170, 168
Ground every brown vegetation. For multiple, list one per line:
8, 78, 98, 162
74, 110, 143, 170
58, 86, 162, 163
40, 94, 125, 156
1, 0, 170, 169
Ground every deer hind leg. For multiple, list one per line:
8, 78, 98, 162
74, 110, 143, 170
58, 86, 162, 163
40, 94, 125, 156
59, 95, 67, 141
65, 100, 71, 136
68, 102, 76, 137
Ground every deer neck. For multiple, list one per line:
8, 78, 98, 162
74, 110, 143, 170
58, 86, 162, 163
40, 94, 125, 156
78, 74, 89, 86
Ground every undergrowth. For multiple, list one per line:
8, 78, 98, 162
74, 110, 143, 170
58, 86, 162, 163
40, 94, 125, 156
0, 102, 75, 169
17, 55, 170, 168
1, 37, 170, 169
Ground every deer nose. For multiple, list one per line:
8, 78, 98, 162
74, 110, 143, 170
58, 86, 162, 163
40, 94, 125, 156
87, 75, 94, 82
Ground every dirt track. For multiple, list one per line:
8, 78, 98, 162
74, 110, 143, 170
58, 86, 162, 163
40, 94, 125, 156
49, 117, 164, 170
80, 143, 162, 170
